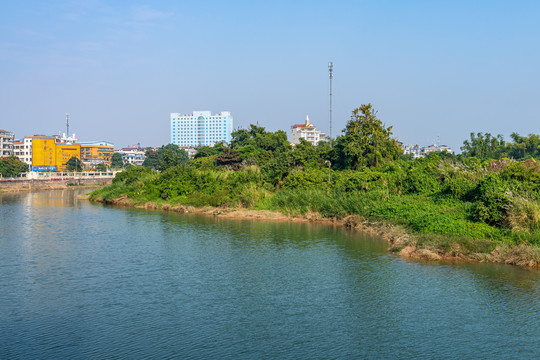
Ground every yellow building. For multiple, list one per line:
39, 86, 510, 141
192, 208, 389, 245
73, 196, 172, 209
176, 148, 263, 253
22, 136, 81, 171
80, 141, 114, 167
55, 143, 81, 171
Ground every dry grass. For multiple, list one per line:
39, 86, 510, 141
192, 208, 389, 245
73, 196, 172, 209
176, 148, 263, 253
506, 198, 540, 234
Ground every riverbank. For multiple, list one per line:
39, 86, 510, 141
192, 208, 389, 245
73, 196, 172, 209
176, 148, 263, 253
89, 194, 540, 268
0, 180, 110, 193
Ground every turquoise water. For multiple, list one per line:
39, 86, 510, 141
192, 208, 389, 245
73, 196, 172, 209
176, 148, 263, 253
1, 190, 539, 359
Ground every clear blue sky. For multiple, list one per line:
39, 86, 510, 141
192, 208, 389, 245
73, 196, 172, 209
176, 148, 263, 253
1, 0, 539, 151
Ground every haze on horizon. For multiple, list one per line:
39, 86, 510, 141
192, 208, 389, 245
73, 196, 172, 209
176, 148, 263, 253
1, 0, 539, 152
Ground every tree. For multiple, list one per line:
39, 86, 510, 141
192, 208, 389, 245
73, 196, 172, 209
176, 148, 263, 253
231, 125, 290, 153
157, 144, 188, 171
507, 133, 540, 160
142, 145, 188, 171
460, 133, 506, 160
65, 157, 83, 172
215, 148, 243, 170
142, 149, 159, 169
96, 163, 107, 172
193, 145, 221, 159
291, 138, 329, 169
110, 152, 124, 168
0, 156, 28, 177
332, 104, 402, 169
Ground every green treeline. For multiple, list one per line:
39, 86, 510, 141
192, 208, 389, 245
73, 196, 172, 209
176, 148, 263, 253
0, 156, 28, 177
91, 104, 540, 254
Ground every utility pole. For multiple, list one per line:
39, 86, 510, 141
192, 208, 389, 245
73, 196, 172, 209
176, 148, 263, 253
328, 62, 333, 183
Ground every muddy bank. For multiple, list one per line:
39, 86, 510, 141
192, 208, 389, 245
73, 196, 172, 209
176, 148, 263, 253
89, 195, 540, 269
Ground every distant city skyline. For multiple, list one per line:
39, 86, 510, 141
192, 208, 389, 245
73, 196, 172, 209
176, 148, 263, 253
1, 0, 539, 153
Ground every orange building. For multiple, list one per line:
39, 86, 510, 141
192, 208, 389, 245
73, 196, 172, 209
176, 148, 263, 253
55, 142, 81, 171
80, 141, 114, 167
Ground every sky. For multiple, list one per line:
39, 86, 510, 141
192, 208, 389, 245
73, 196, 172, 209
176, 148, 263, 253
1, 0, 539, 152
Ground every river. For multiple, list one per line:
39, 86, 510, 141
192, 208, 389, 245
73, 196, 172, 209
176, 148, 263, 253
1, 190, 539, 359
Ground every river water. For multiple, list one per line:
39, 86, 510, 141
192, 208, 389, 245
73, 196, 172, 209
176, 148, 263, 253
1, 190, 539, 359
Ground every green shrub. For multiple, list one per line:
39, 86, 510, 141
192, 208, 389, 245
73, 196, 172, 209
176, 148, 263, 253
471, 174, 512, 225
444, 177, 476, 200
402, 168, 440, 195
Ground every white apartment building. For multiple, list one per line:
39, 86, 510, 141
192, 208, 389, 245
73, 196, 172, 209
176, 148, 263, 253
118, 147, 146, 166
290, 116, 326, 146
0, 129, 14, 157
13, 137, 34, 164
170, 111, 233, 147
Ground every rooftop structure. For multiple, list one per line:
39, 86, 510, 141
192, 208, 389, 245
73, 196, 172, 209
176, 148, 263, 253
290, 115, 326, 146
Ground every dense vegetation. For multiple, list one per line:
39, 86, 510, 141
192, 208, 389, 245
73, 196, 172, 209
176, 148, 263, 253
0, 156, 28, 177
142, 144, 188, 170
91, 105, 540, 259
65, 156, 83, 172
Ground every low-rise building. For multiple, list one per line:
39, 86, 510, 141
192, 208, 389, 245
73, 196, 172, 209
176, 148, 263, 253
290, 116, 326, 146
80, 141, 114, 167
0, 129, 14, 157
118, 147, 146, 166
402, 143, 453, 158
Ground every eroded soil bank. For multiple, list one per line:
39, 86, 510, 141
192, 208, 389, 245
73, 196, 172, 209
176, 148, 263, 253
88, 195, 540, 269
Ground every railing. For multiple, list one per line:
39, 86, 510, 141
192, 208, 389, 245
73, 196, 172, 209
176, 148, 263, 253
0, 171, 121, 181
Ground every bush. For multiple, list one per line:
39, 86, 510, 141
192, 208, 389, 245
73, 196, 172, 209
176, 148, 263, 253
444, 177, 476, 200
402, 168, 440, 195
471, 174, 512, 225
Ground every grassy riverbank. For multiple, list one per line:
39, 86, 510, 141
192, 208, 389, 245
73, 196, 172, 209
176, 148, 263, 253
90, 106, 540, 267
90, 160, 540, 268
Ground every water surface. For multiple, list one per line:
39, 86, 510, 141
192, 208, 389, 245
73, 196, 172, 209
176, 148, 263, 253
1, 190, 539, 359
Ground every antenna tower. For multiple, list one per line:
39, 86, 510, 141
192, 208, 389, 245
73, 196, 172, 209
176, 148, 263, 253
328, 62, 333, 140
66, 113, 70, 137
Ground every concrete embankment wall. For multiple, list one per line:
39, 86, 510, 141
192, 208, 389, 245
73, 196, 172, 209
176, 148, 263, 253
0, 178, 112, 191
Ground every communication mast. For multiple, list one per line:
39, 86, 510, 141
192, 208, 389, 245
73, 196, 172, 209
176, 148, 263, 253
328, 62, 333, 140
66, 113, 70, 137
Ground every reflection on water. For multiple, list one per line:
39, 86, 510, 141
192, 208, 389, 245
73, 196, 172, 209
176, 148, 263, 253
1, 190, 539, 359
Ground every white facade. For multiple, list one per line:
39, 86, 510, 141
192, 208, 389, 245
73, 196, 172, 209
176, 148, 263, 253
13, 137, 34, 165
170, 111, 233, 147
118, 148, 146, 166
0, 130, 14, 157
403, 143, 453, 158
290, 115, 326, 146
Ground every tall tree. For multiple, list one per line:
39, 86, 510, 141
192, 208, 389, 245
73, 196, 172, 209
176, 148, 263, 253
65, 157, 83, 172
508, 133, 540, 160
332, 104, 401, 169
460, 132, 506, 160
96, 163, 107, 172
142, 149, 159, 169
157, 144, 188, 171
110, 152, 124, 168
0, 156, 28, 177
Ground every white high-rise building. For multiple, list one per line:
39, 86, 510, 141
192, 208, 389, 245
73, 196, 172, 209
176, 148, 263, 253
290, 115, 326, 146
170, 111, 233, 147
